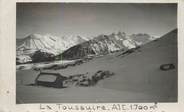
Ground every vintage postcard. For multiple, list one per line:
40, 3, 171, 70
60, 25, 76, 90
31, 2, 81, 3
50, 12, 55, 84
0, 0, 183, 112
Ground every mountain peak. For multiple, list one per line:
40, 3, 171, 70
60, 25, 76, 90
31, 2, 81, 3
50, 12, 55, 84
28, 33, 42, 39
30, 33, 41, 36
17, 33, 88, 57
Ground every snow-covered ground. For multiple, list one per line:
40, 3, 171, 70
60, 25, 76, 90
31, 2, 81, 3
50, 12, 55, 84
16, 29, 177, 103
16, 60, 77, 70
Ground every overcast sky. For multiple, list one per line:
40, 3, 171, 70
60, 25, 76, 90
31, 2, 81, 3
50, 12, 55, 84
16, 3, 177, 39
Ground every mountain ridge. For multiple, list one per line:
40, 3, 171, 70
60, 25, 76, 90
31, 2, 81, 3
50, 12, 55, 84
16, 31, 155, 63
16, 33, 87, 56
59, 32, 154, 60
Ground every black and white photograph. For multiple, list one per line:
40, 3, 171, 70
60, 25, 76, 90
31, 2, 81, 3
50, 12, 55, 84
16, 3, 177, 103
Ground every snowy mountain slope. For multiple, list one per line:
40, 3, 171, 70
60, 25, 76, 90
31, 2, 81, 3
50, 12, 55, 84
16, 29, 176, 103
60, 32, 154, 60
58, 28, 177, 102
16, 34, 87, 56
99, 29, 177, 99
